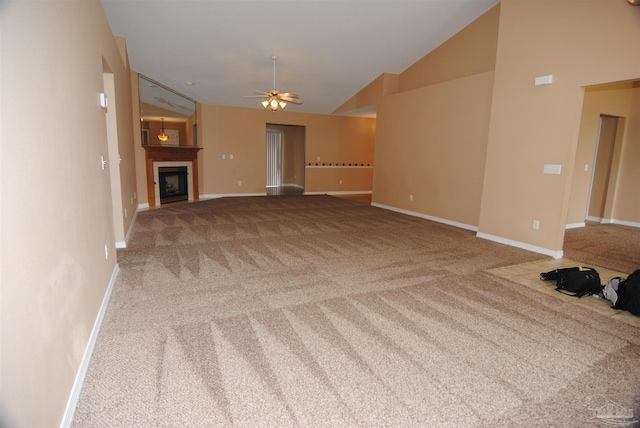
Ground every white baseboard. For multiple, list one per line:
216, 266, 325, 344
607, 219, 640, 228
137, 202, 149, 211
280, 183, 304, 189
476, 232, 563, 259
306, 190, 373, 196
115, 208, 139, 249
185, 191, 376, 201
368, 203, 562, 258
200, 193, 267, 200
371, 202, 478, 232
125, 208, 138, 244
565, 222, 586, 229
60, 263, 120, 428
584, 216, 640, 228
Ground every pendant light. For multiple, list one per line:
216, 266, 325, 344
158, 118, 168, 142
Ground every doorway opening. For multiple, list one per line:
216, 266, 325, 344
265, 124, 306, 195
586, 114, 625, 223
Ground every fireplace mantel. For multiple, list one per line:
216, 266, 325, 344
143, 146, 202, 207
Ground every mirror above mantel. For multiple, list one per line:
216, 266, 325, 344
138, 74, 198, 147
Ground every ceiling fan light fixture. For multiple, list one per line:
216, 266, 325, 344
248, 55, 302, 112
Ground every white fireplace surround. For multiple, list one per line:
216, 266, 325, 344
153, 161, 194, 206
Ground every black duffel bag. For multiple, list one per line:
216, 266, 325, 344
540, 266, 602, 298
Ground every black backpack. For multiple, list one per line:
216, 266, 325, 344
540, 266, 602, 298
612, 270, 640, 316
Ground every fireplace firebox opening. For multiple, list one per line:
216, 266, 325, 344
159, 166, 188, 204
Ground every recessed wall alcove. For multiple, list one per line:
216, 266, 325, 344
143, 146, 202, 207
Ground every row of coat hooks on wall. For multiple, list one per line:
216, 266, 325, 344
307, 162, 372, 167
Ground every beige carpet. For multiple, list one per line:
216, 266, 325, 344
563, 222, 640, 275
73, 195, 640, 427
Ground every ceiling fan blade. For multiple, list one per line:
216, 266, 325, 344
243, 95, 268, 99
255, 90, 268, 95
279, 92, 299, 99
279, 95, 303, 104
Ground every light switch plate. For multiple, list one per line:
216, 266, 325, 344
535, 75, 553, 86
543, 164, 561, 175
99, 92, 108, 108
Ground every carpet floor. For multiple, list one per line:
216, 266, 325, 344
563, 222, 640, 275
72, 195, 640, 427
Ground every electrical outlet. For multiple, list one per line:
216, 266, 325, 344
104, 244, 109, 260
339, 180, 343, 185
409, 194, 414, 202
124, 208, 128, 218
238, 180, 242, 186
533, 220, 540, 230
222, 154, 226, 159
230, 154, 234, 160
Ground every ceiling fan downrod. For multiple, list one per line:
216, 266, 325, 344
271, 54, 278, 91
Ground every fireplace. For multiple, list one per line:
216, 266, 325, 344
159, 166, 188, 204
143, 146, 202, 208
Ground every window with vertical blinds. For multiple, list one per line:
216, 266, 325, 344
266, 130, 283, 187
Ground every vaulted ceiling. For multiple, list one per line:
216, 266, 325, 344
101, 0, 499, 116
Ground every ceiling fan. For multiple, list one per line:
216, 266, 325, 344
245, 54, 303, 112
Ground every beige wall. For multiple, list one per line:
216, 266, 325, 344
398, 4, 500, 92
306, 167, 374, 194
478, 0, 640, 254
110, 38, 137, 245
332, 4, 499, 116
372, 5, 500, 228
195, 105, 375, 197
0, 0, 136, 426
615, 83, 640, 223
373, 71, 495, 227
365, 0, 639, 254
131, 71, 154, 207
131, 79, 374, 204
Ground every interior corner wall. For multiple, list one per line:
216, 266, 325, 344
0, 0, 135, 426
372, 71, 494, 227
567, 82, 635, 226
478, 0, 640, 254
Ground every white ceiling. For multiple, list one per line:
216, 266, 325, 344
101, 0, 499, 116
